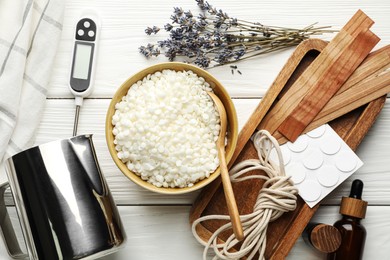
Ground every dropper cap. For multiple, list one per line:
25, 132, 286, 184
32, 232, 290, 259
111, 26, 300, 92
339, 179, 368, 219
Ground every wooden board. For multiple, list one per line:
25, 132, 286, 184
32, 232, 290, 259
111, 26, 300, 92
189, 39, 387, 259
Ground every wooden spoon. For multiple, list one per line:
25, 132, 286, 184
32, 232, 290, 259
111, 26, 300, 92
207, 91, 244, 241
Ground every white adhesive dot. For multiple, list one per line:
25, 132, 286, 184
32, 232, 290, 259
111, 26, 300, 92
299, 180, 322, 202
281, 146, 291, 165
320, 136, 342, 155
316, 165, 340, 187
286, 163, 307, 184
303, 149, 324, 170
307, 125, 327, 138
287, 134, 309, 152
336, 151, 358, 172
84, 21, 90, 28
77, 29, 84, 36
88, 30, 95, 37
270, 146, 291, 166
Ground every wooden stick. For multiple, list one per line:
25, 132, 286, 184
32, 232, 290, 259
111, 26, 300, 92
311, 67, 390, 129
336, 45, 390, 94
343, 9, 374, 37
273, 67, 390, 144
278, 29, 379, 142
272, 47, 390, 144
258, 10, 377, 139
208, 92, 244, 241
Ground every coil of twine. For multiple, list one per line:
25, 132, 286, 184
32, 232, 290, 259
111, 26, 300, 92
192, 130, 298, 260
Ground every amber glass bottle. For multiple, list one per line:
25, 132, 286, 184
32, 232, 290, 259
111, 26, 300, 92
327, 179, 367, 260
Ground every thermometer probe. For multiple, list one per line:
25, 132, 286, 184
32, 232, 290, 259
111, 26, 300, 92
69, 11, 100, 136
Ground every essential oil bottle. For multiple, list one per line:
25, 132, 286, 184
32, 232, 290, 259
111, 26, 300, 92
327, 179, 368, 260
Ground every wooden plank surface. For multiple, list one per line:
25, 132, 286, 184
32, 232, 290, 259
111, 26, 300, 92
1, 0, 390, 259
0, 206, 389, 260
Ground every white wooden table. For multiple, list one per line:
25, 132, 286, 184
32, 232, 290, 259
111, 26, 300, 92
1, 0, 390, 259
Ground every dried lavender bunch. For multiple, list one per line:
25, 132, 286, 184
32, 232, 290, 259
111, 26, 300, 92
139, 0, 334, 68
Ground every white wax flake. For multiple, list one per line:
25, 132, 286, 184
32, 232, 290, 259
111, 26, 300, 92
112, 69, 221, 188
280, 124, 363, 208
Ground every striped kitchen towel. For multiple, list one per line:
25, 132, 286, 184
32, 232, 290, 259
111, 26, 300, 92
0, 0, 64, 162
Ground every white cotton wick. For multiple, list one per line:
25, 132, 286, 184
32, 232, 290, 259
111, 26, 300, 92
112, 69, 221, 188
191, 130, 298, 260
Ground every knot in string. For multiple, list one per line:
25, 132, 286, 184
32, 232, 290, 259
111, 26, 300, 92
192, 130, 298, 260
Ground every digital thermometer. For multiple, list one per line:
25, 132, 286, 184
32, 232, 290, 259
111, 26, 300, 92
69, 11, 100, 136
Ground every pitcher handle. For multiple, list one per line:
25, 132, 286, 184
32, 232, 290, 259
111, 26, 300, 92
0, 182, 28, 259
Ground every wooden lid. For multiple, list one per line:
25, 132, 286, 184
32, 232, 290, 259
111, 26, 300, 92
340, 197, 368, 219
310, 224, 342, 253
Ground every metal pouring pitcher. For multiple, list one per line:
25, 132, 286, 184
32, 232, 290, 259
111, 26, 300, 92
0, 135, 125, 259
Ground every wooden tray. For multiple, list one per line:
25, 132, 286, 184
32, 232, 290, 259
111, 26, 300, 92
189, 39, 386, 259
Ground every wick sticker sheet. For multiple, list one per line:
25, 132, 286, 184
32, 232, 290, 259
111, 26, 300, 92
270, 124, 363, 208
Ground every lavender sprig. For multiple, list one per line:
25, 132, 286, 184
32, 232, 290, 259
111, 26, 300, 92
139, 0, 335, 68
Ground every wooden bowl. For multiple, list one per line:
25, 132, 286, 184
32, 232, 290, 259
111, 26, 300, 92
105, 62, 238, 194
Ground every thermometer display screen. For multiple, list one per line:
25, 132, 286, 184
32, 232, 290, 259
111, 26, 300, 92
72, 43, 92, 80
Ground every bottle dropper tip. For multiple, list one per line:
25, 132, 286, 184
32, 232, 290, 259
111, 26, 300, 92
349, 179, 364, 200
